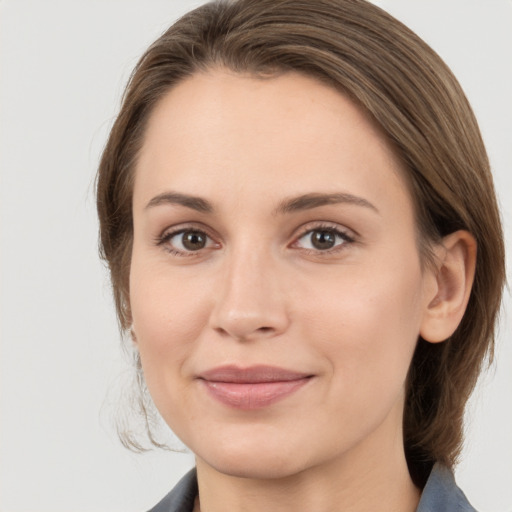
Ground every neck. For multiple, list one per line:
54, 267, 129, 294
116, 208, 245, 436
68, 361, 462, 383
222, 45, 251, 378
193, 413, 420, 512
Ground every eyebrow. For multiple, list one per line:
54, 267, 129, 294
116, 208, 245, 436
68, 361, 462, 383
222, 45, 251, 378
145, 191, 213, 213
144, 191, 378, 215
275, 192, 379, 215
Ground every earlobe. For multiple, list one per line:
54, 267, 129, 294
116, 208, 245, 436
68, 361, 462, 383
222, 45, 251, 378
420, 230, 477, 344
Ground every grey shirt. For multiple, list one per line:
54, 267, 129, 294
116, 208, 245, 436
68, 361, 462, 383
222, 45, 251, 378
148, 463, 476, 512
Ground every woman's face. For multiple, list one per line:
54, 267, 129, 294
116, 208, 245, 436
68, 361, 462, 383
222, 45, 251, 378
130, 69, 437, 479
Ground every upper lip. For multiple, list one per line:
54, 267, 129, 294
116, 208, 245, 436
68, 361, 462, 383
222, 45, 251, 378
198, 365, 312, 383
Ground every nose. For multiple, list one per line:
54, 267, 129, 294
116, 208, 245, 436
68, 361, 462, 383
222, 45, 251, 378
209, 245, 290, 341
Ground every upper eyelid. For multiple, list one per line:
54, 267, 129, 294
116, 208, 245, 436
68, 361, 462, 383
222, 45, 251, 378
154, 220, 356, 248
158, 222, 217, 240
292, 221, 356, 240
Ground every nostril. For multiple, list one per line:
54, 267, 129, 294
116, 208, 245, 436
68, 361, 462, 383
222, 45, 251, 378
214, 326, 229, 337
257, 326, 274, 333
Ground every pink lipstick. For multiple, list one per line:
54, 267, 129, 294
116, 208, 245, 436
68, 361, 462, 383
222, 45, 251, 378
198, 365, 312, 410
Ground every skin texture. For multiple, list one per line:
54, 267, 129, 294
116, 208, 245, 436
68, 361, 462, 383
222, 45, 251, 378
130, 70, 476, 512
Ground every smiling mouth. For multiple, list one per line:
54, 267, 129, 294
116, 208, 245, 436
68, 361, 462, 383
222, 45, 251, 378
198, 365, 314, 410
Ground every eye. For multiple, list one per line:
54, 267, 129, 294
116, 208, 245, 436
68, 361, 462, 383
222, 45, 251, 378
294, 227, 353, 251
158, 228, 216, 255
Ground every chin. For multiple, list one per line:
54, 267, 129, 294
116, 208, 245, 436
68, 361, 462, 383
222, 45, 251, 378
194, 434, 310, 480
205, 455, 305, 481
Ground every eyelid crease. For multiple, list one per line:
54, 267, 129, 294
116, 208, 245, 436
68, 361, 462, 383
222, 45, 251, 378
154, 223, 218, 248
292, 220, 357, 241
155, 221, 216, 241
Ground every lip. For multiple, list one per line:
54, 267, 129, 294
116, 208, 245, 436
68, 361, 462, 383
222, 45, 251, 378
198, 365, 313, 410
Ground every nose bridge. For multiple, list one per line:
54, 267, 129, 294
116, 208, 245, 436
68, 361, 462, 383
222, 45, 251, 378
210, 237, 288, 340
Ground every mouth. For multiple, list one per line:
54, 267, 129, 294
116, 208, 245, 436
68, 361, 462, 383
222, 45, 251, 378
197, 365, 314, 410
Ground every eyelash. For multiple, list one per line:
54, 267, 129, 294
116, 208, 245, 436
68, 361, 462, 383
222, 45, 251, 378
155, 223, 355, 258
293, 223, 355, 256
155, 225, 217, 257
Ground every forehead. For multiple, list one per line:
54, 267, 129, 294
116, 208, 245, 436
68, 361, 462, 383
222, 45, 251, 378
134, 69, 412, 219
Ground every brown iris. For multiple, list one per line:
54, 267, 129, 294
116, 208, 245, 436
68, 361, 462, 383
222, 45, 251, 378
310, 230, 336, 250
181, 231, 207, 251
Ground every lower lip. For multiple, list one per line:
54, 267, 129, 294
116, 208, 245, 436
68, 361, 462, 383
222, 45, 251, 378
201, 378, 312, 410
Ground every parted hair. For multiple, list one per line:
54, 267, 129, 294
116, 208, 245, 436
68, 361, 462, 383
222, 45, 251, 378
96, 0, 505, 485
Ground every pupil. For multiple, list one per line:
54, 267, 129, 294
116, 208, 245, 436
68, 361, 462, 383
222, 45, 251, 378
182, 231, 206, 250
311, 230, 335, 250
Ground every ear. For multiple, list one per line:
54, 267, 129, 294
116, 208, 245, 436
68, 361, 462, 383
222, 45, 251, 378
420, 230, 477, 343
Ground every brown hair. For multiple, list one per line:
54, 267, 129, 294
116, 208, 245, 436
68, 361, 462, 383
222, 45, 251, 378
96, 0, 505, 484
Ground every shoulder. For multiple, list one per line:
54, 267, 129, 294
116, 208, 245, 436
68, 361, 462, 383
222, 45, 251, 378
147, 469, 198, 512
417, 463, 477, 512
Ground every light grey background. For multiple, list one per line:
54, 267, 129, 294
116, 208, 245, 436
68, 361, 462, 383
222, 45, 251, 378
1, 1, 510, 511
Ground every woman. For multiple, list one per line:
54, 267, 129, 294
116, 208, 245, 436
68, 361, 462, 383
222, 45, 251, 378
96, 0, 505, 510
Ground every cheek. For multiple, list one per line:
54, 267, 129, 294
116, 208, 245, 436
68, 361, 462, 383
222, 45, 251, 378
299, 255, 425, 395
129, 253, 212, 395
